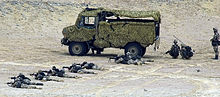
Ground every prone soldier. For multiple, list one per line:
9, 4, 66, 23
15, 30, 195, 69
109, 52, 148, 65
63, 63, 96, 74
7, 73, 43, 89
210, 28, 220, 59
80, 61, 105, 70
30, 70, 63, 82
45, 66, 80, 78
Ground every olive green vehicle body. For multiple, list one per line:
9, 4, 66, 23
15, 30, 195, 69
61, 8, 161, 55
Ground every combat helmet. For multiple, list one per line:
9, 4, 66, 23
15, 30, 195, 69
52, 66, 56, 70
82, 61, 88, 65
38, 70, 43, 73
173, 40, 178, 44
213, 28, 218, 32
18, 73, 25, 78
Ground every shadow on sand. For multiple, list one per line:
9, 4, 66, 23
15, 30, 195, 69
84, 53, 118, 57
52, 50, 118, 58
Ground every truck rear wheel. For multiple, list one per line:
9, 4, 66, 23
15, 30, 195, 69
124, 43, 144, 57
68, 42, 88, 56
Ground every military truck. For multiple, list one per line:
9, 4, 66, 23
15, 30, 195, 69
61, 8, 161, 57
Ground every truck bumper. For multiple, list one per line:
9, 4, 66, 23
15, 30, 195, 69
61, 38, 70, 45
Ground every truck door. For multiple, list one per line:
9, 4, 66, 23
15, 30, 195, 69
78, 16, 97, 40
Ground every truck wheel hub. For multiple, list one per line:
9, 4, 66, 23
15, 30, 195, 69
128, 47, 138, 55
72, 45, 82, 54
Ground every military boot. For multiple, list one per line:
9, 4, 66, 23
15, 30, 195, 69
215, 55, 218, 60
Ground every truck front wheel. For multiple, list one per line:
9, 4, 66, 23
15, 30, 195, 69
68, 42, 88, 56
124, 43, 144, 57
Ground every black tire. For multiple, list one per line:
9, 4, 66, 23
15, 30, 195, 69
124, 43, 144, 57
141, 47, 146, 56
85, 48, 90, 54
68, 42, 88, 56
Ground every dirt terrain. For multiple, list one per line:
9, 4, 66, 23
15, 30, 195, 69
0, 0, 220, 96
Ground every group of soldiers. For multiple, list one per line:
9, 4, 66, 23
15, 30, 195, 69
7, 62, 104, 89
165, 39, 194, 59
7, 28, 219, 89
166, 28, 219, 60
30, 66, 81, 83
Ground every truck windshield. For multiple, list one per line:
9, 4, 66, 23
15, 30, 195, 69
79, 16, 96, 29
85, 17, 95, 25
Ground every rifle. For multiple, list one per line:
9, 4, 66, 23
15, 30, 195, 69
28, 82, 44, 86
63, 66, 70, 70
47, 79, 64, 82
165, 50, 170, 54
7, 82, 13, 85
42, 70, 53, 75
108, 55, 124, 62
30, 73, 37, 76
173, 35, 186, 46
10, 77, 16, 79
41, 70, 50, 73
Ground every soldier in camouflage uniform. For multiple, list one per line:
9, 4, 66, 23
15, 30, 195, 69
165, 40, 180, 59
46, 66, 80, 78
111, 52, 148, 65
7, 73, 43, 89
30, 70, 63, 82
210, 28, 219, 59
80, 61, 105, 70
180, 44, 194, 59
63, 63, 96, 74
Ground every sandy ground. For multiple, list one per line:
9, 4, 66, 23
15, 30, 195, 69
0, 0, 220, 97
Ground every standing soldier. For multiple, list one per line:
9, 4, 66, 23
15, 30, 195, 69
210, 28, 220, 59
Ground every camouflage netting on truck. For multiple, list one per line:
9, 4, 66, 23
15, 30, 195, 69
63, 25, 96, 42
80, 8, 161, 22
94, 21, 155, 48
62, 7, 160, 48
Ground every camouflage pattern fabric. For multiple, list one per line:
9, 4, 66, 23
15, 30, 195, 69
63, 64, 96, 74
30, 70, 64, 82
166, 40, 180, 59
80, 62, 104, 71
63, 25, 96, 42
180, 45, 193, 59
211, 29, 219, 59
46, 66, 80, 78
7, 73, 43, 89
112, 52, 145, 65
80, 8, 161, 22
62, 7, 160, 49
95, 21, 155, 48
